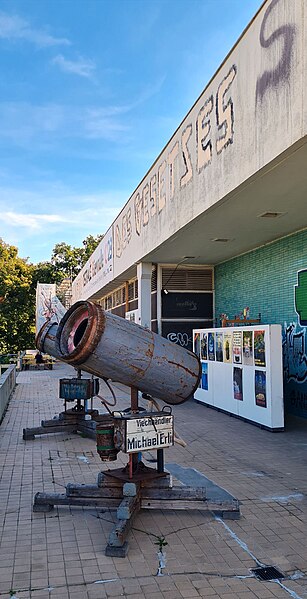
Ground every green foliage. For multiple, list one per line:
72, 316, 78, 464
0, 239, 35, 353
154, 536, 168, 551
51, 234, 103, 279
82, 234, 104, 261
0, 234, 104, 354
31, 261, 62, 287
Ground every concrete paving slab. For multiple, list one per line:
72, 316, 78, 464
0, 363, 307, 598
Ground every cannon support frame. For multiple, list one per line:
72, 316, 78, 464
32, 386, 240, 557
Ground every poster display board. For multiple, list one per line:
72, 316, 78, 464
193, 325, 284, 431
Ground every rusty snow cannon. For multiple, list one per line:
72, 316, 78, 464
38, 300, 201, 405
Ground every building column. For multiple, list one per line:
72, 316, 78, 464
137, 262, 152, 329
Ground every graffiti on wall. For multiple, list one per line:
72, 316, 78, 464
115, 1, 299, 261
283, 324, 307, 385
166, 332, 191, 348
115, 65, 237, 258
256, 0, 296, 102
283, 270, 307, 416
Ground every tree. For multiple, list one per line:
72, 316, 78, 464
0, 234, 104, 354
51, 234, 104, 279
51, 242, 81, 279
0, 239, 34, 353
82, 234, 104, 263
31, 261, 62, 288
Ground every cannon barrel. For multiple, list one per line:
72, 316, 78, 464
39, 300, 200, 405
36, 320, 61, 358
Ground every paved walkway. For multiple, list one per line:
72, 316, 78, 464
1, 363, 307, 599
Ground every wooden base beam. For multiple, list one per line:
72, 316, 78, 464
23, 412, 99, 440
32, 468, 240, 554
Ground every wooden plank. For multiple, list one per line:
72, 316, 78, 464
117, 496, 140, 520
97, 472, 125, 488
66, 483, 123, 499
23, 424, 76, 439
108, 502, 141, 548
207, 500, 240, 512
141, 498, 240, 512
141, 486, 206, 500
141, 499, 207, 510
33, 492, 120, 509
140, 475, 172, 488
108, 518, 134, 548
42, 418, 78, 427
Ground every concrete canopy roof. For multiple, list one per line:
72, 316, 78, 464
142, 138, 307, 267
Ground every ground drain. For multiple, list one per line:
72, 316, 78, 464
251, 566, 285, 581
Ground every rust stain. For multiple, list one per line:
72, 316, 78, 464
130, 364, 145, 376
145, 343, 154, 358
167, 359, 198, 379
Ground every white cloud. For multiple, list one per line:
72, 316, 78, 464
51, 54, 96, 79
84, 109, 130, 140
0, 11, 70, 47
0, 211, 65, 230
0, 187, 125, 233
0, 102, 131, 144
0, 186, 127, 262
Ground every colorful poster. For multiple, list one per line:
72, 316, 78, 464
243, 331, 253, 365
232, 330, 242, 364
193, 332, 200, 357
208, 332, 215, 361
200, 332, 208, 360
255, 370, 267, 407
254, 330, 266, 366
201, 362, 208, 390
216, 332, 223, 362
233, 367, 243, 400
223, 332, 232, 363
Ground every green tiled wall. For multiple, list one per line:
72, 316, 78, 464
214, 229, 307, 418
215, 230, 307, 325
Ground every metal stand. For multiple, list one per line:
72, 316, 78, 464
23, 408, 99, 440
23, 371, 100, 440
32, 386, 240, 557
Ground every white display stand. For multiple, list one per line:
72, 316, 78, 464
193, 325, 284, 431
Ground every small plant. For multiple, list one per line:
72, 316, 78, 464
154, 535, 168, 551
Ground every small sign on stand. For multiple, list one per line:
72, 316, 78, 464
114, 411, 174, 453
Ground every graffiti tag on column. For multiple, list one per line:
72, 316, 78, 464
167, 332, 191, 348
115, 65, 237, 257
283, 324, 307, 384
256, 0, 296, 102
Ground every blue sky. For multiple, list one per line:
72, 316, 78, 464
0, 0, 262, 264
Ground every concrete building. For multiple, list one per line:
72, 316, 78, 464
72, 0, 307, 419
